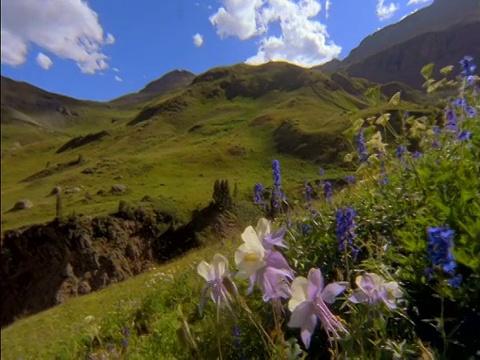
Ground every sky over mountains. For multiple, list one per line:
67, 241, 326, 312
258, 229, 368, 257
0, 0, 434, 101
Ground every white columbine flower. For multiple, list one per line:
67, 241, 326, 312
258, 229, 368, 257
197, 254, 238, 316
234, 221, 268, 279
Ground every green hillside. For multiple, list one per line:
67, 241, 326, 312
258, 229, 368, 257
1, 62, 432, 231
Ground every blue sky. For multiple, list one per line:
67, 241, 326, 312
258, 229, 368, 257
0, 0, 433, 101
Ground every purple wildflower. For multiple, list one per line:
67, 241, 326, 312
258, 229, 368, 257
349, 273, 402, 309
235, 219, 293, 301
288, 268, 348, 348
272, 160, 285, 208
412, 151, 423, 159
344, 175, 355, 184
460, 55, 476, 77
318, 168, 325, 176
336, 207, 358, 260
323, 181, 332, 202
355, 128, 368, 163
253, 183, 264, 204
197, 254, 239, 316
466, 107, 476, 118
426, 226, 462, 288
456, 131, 472, 141
305, 182, 312, 209
445, 109, 458, 132
395, 144, 407, 158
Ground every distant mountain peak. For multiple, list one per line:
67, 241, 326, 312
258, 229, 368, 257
140, 69, 195, 94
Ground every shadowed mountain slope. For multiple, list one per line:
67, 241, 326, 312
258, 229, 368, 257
318, 0, 480, 88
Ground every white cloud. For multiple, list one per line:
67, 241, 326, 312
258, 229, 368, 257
1, 0, 114, 74
112, 67, 120, 72
407, 0, 431, 5
209, 0, 265, 40
325, 0, 331, 19
210, 0, 341, 67
376, 0, 400, 21
193, 33, 204, 47
114, 75, 123, 82
36, 52, 53, 70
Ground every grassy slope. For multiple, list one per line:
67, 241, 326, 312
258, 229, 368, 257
1, 63, 431, 231
0, 240, 236, 359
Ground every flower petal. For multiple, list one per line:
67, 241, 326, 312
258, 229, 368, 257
349, 289, 368, 304
259, 267, 291, 301
307, 268, 324, 300
301, 313, 317, 349
255, 218, 271, 240
263, 227, 288, 249
234, 243, 266, 279
289, 276, 308, 311
321, 282, 347, 304
197, 260, 214, 281
265, 251, 293, 277
211, 254, 228, 278
288, 301, 314, 328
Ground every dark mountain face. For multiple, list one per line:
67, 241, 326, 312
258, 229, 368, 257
348, 21, 480, 89
318, 0, 480, 88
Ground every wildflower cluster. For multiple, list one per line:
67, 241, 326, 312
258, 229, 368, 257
197, 217, 405, 356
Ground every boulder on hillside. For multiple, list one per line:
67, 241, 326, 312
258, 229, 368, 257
111, 184, 127, 194
12, 199, 33, 210
50, 186, 62, 196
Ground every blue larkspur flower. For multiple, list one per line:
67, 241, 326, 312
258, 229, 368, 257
305, 182, 312, 209
426, 226, 461, 287
323, 181, 332, 201
336, 207, 358, 260
460, 55, 476, 77
355, 128, 368, 163
412, 151, 423, 159
272, 160, 285, 208
344, 175, 355, 184
253, 183, 264, 204
396, 145, 407, 158
456, 131, 472, 141
445, 109, 458, 132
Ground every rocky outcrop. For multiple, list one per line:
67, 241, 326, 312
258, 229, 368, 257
56, 130, 110, 154
0, 180, 234, 328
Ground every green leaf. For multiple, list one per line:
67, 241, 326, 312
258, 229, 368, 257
421, 62, 435, 81
440, 65, 454, 76
365, 86, 381, 106
388, 91, 401, 106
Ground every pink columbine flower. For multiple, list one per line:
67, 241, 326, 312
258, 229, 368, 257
287, 268, 348, 349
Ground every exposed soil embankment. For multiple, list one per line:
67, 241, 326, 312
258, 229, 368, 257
0, 180, 234, 328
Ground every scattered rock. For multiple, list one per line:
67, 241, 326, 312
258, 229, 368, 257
65, 186, 84, 194
81, 167, 97, 174
50, 186, 62, 196
111, 184, 127, 194
77, 281, 91, 295
113, 175, 123, 180
12, 199, 33, 211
